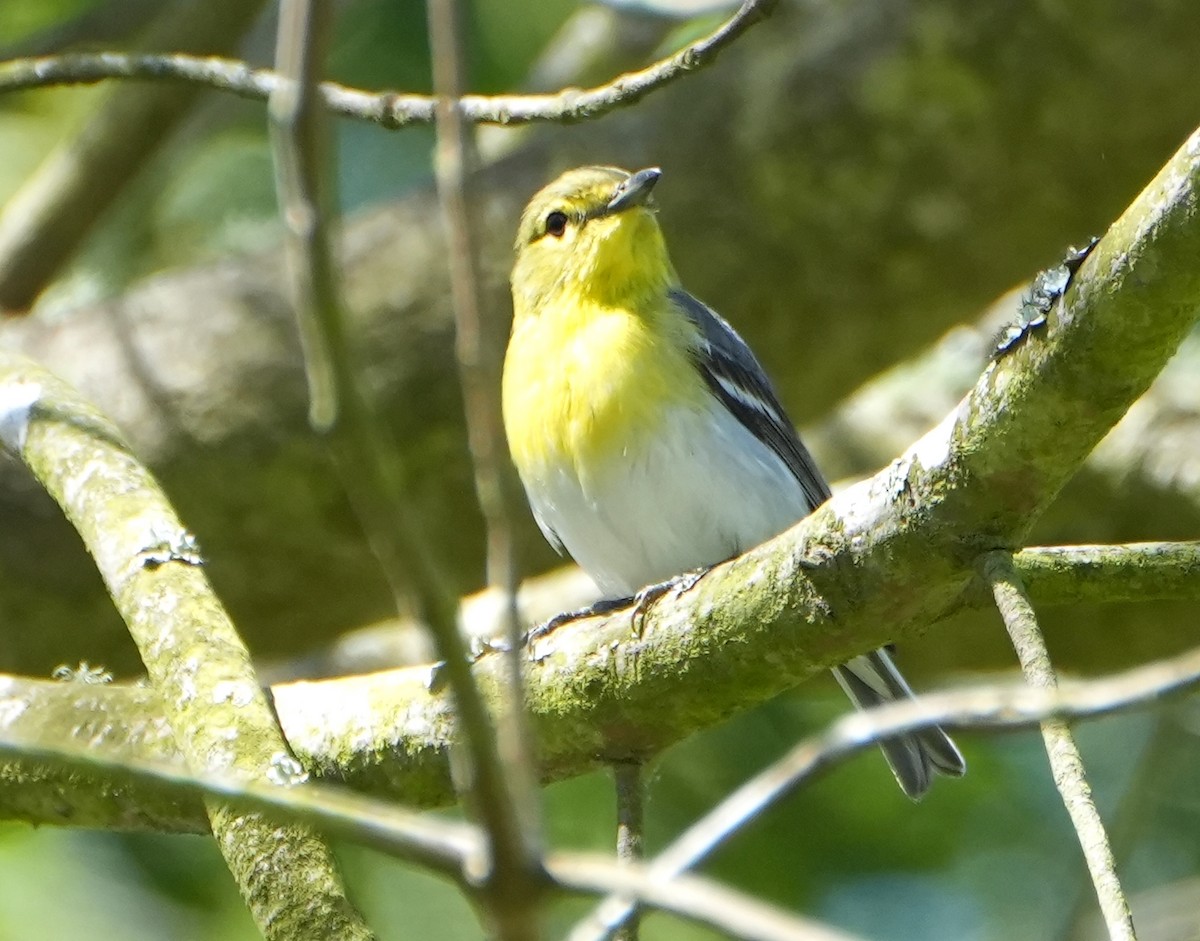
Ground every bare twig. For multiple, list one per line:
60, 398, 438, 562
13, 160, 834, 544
426, 0, 543, 933
1056, 708, 1188, 941
612, 763, 645, 941
0, 0, 777, 127
268, 0, 339, 430
0, 729, 477, 874
267, 0, 535, 911
266, 0, 455, 620
0, 728, 863, 941
981, 551, 1136, 941
566, 635, 1200, 941
546, 854, 865, 941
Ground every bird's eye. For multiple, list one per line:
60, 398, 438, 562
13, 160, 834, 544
545, 211, 569, 238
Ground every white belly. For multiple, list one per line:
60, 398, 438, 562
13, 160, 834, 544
522, 399, 814, 597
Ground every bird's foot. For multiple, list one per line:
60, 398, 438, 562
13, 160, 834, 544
629, 567, 711, 637
526, 567, 713, 647
525, 595, 634, 645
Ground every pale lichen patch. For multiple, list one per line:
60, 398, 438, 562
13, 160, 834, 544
907, 405, 961, 474
0, 377, 40, 453
0, 691, 28, 726
211, 679, 256, 708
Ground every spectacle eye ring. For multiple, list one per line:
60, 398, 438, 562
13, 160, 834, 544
545, 211, 568, 238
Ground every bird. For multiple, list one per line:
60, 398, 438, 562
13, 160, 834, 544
501, 165, 964, 799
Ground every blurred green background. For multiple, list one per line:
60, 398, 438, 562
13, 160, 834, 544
2, 0, 1200, 939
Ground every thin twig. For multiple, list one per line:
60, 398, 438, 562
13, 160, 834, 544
981, 550, 1136, 941
612, 763, 645, 941
0, 731, 478, 874
426, 0, 544, 932
266, 0, 455, 628
265, 0, 519, 862
546, 854, 864, 941
268, 0, 339, 429
266, 0, 429, 614
267, 0, 535, 910
564, 633, 1200, 941
0, 0, 778, 126
270, 0, 537, 926
0, 730, 862, 941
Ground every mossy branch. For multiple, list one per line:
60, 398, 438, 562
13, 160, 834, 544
0, 351, 373, 939
0, 537, 1198, 831
1, 121, 1200, 838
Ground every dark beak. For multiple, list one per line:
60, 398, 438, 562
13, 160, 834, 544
606, 167, 662, 213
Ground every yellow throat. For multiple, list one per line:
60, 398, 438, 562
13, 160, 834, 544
503, 166, 704, 476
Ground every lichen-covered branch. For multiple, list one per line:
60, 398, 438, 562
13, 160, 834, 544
0, 350, 374, 940
2, 62, 1200, 869
7, 631, 1200, 941
5, 542, 1199, 833
1014, 542, 1200, 604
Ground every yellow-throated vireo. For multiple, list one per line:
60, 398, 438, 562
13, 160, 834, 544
503, 166, 965, 799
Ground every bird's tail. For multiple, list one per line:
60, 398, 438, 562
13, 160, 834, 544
832, 649, 965, 800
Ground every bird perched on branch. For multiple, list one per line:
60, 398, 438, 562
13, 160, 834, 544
502, 165, 964, 799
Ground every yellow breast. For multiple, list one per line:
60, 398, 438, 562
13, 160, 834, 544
503, 298, 704, 476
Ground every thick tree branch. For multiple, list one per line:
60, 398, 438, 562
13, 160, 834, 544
7, 633, 1200, 941
0, 350, 374, 940
4, 1, 1200, 676
8, 631, 1200, 832
5, 532, 1198, 834
2, 117, 1200, 834
250, 540, 1200, 682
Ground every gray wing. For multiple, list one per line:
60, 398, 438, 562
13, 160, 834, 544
672, 289, 966, 799
670, 288, 831, 510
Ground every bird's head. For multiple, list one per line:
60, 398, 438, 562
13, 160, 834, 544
511, 166, 674, 316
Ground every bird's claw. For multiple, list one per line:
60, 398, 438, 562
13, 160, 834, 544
629, 567, 710, 636
526, 567, 712, 646
524, 595, 634, 645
